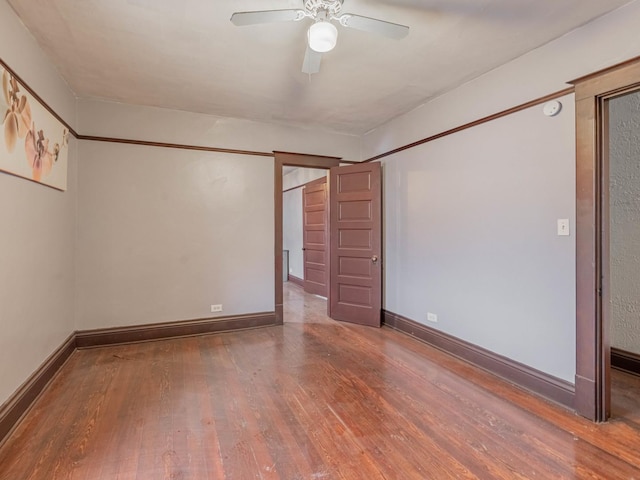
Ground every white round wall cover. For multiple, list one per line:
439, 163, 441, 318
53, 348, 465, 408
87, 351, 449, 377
543, 100, 562, 117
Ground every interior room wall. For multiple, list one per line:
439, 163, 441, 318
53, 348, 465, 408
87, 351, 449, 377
0, 0, 78, 406
364, 1, 640, 385
76, 102, 354, 330
76, 142, 273, 329
609, 90, 640, 356
382, 94, 575, 382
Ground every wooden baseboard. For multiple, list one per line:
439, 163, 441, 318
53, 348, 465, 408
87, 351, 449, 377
0, 333, 76, 446
288, 275, 304, 288
75, 312, 278, 348
611, 347, 640, 376
383, 310, 575, 409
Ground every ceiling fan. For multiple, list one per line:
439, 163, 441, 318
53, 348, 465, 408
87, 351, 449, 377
230, 0, 409, 74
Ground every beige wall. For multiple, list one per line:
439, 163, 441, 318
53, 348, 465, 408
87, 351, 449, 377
76, 142, 275, 328
75, 101, 359, 329
0, 0, 78, 405
364, 2, 640, 384
380, 94, 576, 382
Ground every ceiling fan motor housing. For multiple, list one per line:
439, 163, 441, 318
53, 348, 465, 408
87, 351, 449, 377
304, 0, 343, 19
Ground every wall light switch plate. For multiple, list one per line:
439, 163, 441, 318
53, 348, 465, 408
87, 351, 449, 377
557, 219, 570, 236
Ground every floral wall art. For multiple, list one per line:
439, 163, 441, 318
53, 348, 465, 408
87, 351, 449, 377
1, 65, 68, 190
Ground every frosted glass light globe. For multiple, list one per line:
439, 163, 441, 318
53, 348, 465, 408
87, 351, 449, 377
308, 21, 338, 53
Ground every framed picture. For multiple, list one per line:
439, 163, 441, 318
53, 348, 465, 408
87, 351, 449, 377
1, 64, 69, 191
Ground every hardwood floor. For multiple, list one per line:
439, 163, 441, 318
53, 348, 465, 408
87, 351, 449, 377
612, 368, 640, 430
1, 283, 640, 479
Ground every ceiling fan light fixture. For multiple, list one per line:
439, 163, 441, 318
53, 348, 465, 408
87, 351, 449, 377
308, 20, 338, 53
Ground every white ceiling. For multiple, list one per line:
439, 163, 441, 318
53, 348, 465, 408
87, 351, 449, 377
7, 0, 631, 135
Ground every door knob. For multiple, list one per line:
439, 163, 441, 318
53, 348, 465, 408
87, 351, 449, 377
372, 255, 379, 264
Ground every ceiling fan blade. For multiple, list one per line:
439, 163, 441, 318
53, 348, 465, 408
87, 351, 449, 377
231, 9, 306, 26
302, 46, 322, 74
337, 14, 409, 39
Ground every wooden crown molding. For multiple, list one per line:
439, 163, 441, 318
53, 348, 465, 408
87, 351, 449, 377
363, 87, 575, 163
4, 54, 640, 162
76, 134, 274, 158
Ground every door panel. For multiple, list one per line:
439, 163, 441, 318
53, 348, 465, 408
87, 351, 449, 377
303, 176, 328, 297
339, 257, 372, 278
329, 162, 382, 327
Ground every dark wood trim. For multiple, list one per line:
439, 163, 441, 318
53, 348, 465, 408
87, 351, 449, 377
75, 312, 277, 348
383, 310, 575, 409
362, 87, 575, 163
283, 184, 305, 194
275, 157, 284, 324
570, 55, 640, 86
611, 348, 640, 376
0, 334, 76, 446
0, 57, 78, 137
572, 56, 640, 422
287, 274, 304, 288
284, 174, 331, 193
77, 134, 273, 158
601, 100, 612, 417
274, 152, 341, 324
274, 151, 341, 167
0, 168, 66, 192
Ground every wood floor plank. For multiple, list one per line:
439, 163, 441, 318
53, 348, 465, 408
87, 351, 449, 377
1, 282, 640, 479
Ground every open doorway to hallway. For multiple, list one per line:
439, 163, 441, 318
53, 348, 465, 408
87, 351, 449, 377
275, 152, 382, 328
282, 167, 329, 322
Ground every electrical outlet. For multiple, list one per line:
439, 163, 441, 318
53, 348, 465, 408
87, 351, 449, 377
210, 304, 223, 313
427, 312, 438, 323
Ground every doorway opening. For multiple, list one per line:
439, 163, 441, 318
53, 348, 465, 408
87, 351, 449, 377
274, 152, 340, 325
573, 57, 640, 421
606, 89, 640, 422
274, 152, 383, 328
282, 167, 330, 321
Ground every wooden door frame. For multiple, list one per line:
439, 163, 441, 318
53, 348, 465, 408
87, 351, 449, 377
274, 151, 341, 324
572, 55, 640, 421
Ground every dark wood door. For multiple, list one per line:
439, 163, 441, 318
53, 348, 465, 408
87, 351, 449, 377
329, 162, 382, 327
303, 176, 328, 297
